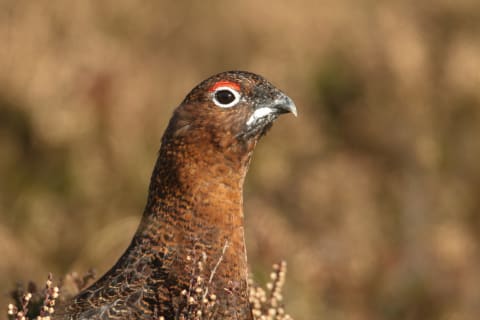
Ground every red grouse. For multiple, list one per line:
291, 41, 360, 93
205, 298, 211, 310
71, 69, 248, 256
54, 71, 297, 320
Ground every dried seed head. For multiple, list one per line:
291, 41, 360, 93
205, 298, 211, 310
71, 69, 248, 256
248, 261, 292, 320
7, 303, 16, 314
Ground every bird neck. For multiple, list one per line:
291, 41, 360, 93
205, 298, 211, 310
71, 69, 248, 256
145, 137, 251, 226
136, 137, 254, 315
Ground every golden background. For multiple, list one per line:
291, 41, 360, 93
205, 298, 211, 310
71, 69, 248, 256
1, 1, 480, 319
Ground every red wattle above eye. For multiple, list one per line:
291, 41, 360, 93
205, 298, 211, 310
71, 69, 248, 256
209, 81, 240, 92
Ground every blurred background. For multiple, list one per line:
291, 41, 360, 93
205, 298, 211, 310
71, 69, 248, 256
1, 1, 480, 319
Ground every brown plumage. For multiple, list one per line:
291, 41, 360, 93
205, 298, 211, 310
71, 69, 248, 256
54, 71, 297, 320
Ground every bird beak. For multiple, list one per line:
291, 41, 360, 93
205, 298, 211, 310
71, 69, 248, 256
246, 93, 297, 126
271, 94, 298, 117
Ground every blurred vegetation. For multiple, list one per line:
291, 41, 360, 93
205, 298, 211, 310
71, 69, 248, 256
1, 1, 480, 320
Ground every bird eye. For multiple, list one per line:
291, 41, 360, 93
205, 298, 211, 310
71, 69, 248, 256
212, 87, 241, 108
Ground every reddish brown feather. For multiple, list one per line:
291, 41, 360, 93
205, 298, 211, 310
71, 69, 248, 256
53, 71, 295, 320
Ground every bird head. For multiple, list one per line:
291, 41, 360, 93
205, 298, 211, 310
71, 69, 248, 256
165, 71, 297, 153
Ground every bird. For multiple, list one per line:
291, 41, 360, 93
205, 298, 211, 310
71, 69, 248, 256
53, 71, 297, 320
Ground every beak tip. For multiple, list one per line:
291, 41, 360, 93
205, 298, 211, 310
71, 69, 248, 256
291, 104, 298, 117
285, 96, 298, 117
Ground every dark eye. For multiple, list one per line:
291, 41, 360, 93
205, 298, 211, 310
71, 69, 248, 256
212, 87, 241, 108
215, 90, 235, 104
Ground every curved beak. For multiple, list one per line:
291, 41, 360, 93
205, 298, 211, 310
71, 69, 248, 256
246, 93, 297, 126
271, 94, 297, 117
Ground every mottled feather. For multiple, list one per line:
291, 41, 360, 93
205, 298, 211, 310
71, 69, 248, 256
53, 71, 296, 320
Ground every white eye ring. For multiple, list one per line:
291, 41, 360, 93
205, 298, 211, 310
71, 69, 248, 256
212, 86, 241, 108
